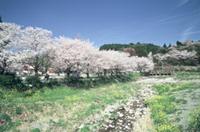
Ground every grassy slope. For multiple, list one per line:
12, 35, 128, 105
0, 81, 139, 131
147, 72, 200, 132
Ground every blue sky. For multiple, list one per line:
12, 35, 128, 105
0, 0, 200, 46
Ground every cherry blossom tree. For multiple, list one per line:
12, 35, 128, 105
52, 37, 154, 77
17, 26, 54, 75
135, 56, 154, 72
91, 50, 152, 76
154, 49, 197, 66
0, 22, 21, 74
1, 22, 155, 78
52, 37, 97, 78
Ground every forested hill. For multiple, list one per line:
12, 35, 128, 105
100, 41, 200, 66
99, 43, 165, 57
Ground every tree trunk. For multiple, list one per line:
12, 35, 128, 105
45, 73, 49, 81
67, 72, 70, 78
65, 68, 71, 78
34, 66, 39, 76
34, 56, 40, 76
111, 71, 113, 76
0, 59, 7, 74
115, 69, 118, 76
86, 72, 89, 78
103, 69, 107, 76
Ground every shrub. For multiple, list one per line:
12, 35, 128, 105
45, 78, 60, 88
0, 73, 25, 90
64, 76, 84, 87
63, 72, 139, 88
25, 75, 43, 89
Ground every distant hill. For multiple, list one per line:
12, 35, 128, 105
152, 40, 200, 66
99, 41, 200, 65
99, 43, 165, 57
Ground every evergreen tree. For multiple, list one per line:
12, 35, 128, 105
163, 43, 167, 48
176, 41, 183, 47
0, 16, 2, 23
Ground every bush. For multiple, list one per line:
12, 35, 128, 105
64, 76, 83, 87
45, 78, 60, 88
0, 73, 25, 90
63, 72, 140, 88
25, 75, 43, 89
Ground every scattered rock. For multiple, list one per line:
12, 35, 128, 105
0, 119, 5, 126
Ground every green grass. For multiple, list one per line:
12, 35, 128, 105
147, 82, 200, 132
154, 82, 200, 94
146, 95, 180, 132
0, 81, 139, 131
176, 71, 200, 80
188, 106, 200, 132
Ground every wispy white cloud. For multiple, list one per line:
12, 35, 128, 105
177, 0, 190, 7
180, 26, 200, 40
158, 8, 200, 24
158, 15, 182, 23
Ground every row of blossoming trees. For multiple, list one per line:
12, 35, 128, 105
0, 22, 154, 79
154, 48, 198, 66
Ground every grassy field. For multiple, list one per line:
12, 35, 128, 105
0, 80, 140, 131
147, 77, 200, 132
1, 72, 200, 132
